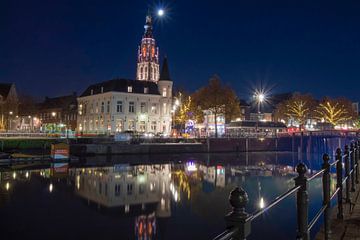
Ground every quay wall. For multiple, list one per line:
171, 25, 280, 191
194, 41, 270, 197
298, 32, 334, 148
70, 135, 357, 156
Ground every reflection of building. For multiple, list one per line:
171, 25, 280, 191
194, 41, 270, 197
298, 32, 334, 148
77, 13, 173, 135
74, 164, 171, 218
199, 165, 226, 188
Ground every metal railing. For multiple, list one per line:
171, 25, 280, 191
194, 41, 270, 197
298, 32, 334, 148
213, 139, 360, 240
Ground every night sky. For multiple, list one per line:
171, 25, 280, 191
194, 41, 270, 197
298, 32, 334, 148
1, 0, 360, 102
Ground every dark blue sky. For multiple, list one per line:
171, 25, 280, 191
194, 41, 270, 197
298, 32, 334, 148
1, 0, 360, 102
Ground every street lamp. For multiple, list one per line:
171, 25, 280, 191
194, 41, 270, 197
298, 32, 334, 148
254, 92, 266, 113
8, 111, 13, 131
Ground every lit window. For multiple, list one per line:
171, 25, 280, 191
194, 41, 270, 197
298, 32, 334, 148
140, 102, 146, 113
129, 102, 135, 113
128, 86, 133, 93
151, 103, 157, 114
116, 101, 123, 113
144, 87, 148, 94
162, 87, 167, 97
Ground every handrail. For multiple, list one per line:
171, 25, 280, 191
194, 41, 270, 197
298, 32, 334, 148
308, 205, 327, 230
247, 185, 301, 222
213, 227, 238, 240
212, 139, 360, 240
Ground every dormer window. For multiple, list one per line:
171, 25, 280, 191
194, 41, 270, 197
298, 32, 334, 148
128, 86, 133, 93
101, 86, 104, 93
144, 87, 149, 94
91, 89, 93, 95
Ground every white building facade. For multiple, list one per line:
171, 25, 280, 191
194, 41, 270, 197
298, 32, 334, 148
77, 13, 173, 135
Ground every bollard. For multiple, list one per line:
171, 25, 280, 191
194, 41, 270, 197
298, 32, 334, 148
336, 148, 344, 219
225, 187, 251, 240
322, 154, 331, 240
356, 141, 359, 184
350, 143, 356, 192
344, 145, 351, 203
295, 163, 309, 240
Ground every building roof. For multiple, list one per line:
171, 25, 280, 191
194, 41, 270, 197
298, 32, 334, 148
40, 93, 77, 110
159, 56, 172, 81
227, 120, 287, 129
80, 79, 160, 97
0, 83, 13, 99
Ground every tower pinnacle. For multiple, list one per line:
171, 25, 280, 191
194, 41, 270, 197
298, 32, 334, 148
136, 11, 159, 82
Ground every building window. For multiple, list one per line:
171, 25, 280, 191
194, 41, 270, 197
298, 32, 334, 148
163, 103, 167, 114
151, 103, 157, 114
144, 87, 148, 94
116, 119, 123, 132
162, 87, 167, 97
127, 183, 133, 195
151, 121, 157, 132
115, 184, 121, 197
128, 119, 135, 130
116, 101, 123, 113
101, 86, 104, 93
101, 102, 104, 113
139, 121, 146, 132
106, 101, 110, 113
139, 184, 145, 194
91, 89, 93, 95
129, 102, 135, 113
128, 86, 133, 93
140, 102, 146, 113
78, 104, 83, 115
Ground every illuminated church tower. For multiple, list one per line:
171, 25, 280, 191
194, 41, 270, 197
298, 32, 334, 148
136, 13, 160, 82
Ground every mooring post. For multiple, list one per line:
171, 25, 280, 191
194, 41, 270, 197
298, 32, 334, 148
295, 163, 309, 240
322, 154, 331, 240
344, 145, 351, 203
336, 148, 344, 219
225, 187, 251, 240
350, 143, 356, 192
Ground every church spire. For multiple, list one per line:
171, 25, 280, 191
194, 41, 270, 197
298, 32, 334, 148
159, 56, 172, 81
136, 11, 159, 82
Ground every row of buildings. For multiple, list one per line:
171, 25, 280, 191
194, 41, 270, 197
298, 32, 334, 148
1, 13, 358, 136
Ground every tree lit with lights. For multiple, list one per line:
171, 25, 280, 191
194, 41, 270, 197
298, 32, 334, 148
315, 97, 356, 127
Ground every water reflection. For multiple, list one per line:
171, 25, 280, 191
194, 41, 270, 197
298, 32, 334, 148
0, 152, 326, 240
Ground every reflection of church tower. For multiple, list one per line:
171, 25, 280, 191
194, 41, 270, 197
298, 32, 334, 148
136, 13, 160, 82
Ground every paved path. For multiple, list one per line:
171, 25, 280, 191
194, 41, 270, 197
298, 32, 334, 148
316, 187, 360, 240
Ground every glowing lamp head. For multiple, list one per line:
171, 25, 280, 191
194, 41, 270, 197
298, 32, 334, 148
157, 9, 164, 17
258, 93, 265, 102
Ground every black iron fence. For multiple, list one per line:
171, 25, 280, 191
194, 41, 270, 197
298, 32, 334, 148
213, 139, 360, 240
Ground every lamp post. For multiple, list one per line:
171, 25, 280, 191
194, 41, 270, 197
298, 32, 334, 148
8, 111, 13, 131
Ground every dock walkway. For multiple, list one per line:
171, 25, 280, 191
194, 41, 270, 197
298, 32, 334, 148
316, 186, 360, 240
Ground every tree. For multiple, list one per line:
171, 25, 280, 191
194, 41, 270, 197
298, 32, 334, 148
192, 75, 240, 138
315, 97, 356, 127
274, 93, 316, 130
174, 92, 203, 132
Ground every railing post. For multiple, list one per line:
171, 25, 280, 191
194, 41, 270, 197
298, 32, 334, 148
356, 141, 359, 184
344, 145, 351, 203
225, 187, 251, 240
295, 163, 309, 240
350, 143, 356, 192
336, 148, 344, 220
322, 154, 331, 240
